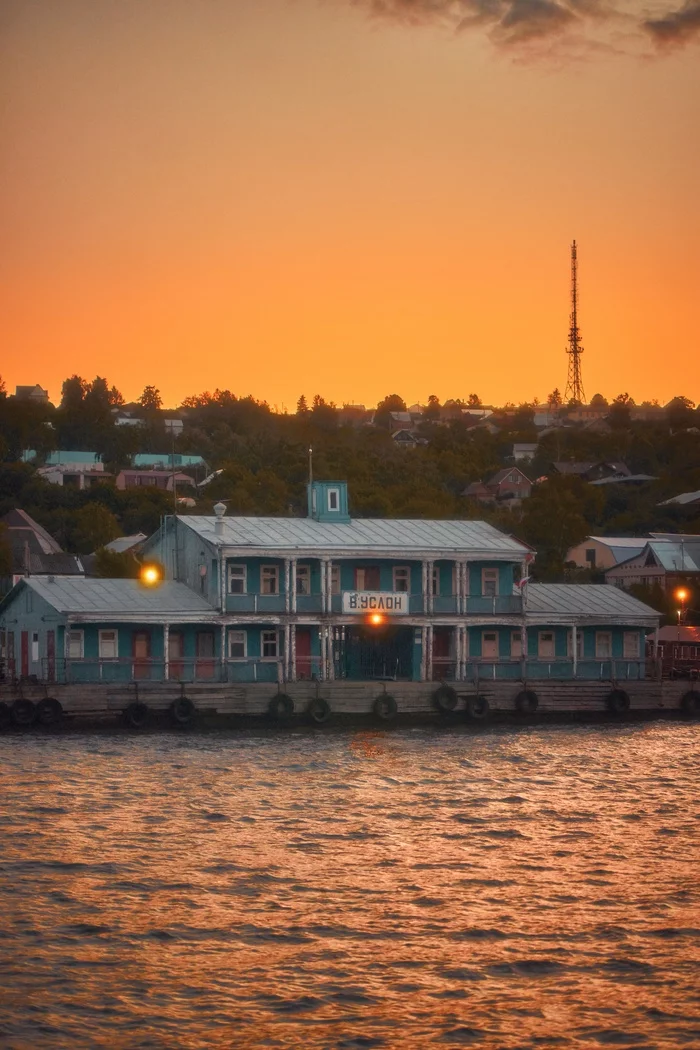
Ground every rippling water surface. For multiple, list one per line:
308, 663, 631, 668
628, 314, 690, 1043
1, 722, 699, 1049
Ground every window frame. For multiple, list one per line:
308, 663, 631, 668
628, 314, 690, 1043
67, 629, 84, 659
227, 563, 247, 594
296, 564, 311, 595
261, 630, 279, 660
31, 632, 39, 663
566, 630, 584, 659
622, 631, 640, 659
393, 566, 410, 593
327, 488, 340, 512
481, 567, 499, 597
330, 564, 341, 594
595, 631, 612, 659
228, 630, 247, 660
260, 564, 280, 595
98, 629, 119, 660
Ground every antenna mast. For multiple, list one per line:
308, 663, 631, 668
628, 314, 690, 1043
564, 239, 586, 404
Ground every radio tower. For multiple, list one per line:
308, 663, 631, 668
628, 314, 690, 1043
564, 239, 586, 404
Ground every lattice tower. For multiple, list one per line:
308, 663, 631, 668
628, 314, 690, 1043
564, 240, 586, 404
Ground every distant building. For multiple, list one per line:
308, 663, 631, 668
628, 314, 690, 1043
589, 473, 658, 488
131, 454, 205, 470
0, 509, 83, 591
605, 537, 700, 591
658, 490, 700, 508
463, 467, 532, 506
391, 429, 421, 449
14, 384, 50, 404
565, 537, 648, 572
512, 443, 538, 462
37, 464, 110, 491
551, 461, 631, 482
116, 470, 196, 492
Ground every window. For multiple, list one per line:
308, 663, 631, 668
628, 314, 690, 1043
431, 567, 440, 596
482, 632, 499, 659
330, 564, 341, 594
595, 632, 612, 658
567, 630, 584, 658
328, 488, 339, 511
585, 548, 596, 567
355, 567, 380, 590
261, 565, 279, 594
228, 630, 247, 659
623, 631, 640, 658
67, 630, 84, 659
31, 632, 39, 663
99, 630, 118, 659
393, 566, 410, 593
538, 631, 555, 659
261, 630, 279, 659
482, 568, 499, 597
296, 564, 311, 595
228, 564, 247, 594
511, 631, 522, 658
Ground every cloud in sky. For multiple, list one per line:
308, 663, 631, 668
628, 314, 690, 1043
350, 0, 700, 48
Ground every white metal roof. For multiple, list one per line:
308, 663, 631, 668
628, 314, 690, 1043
9, 578, 215, 619
526, 583, 659, 622
178, 515, 529, 557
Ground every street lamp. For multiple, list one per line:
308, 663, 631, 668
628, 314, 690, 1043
675, 587, 689, 656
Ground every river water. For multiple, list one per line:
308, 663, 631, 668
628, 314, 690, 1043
1, 721, 698, 1049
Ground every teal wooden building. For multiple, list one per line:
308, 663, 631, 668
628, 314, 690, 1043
0, 482, 659, 686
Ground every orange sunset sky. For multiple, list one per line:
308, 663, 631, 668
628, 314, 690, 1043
2, 0, 699, 410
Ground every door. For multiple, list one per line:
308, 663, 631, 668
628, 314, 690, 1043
169, 631, 185, 680
432, 627, 454, 679
21, 631, 29, 678
355, 566, 380, 590
132, 630, 151, 680
296, 627, 312, 680
538, 631, 555, 659
482, 631, 499, 660
46, 630, 55, 682
196, 631, 215, 680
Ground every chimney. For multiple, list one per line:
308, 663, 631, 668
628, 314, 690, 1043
213, 501, 226, 537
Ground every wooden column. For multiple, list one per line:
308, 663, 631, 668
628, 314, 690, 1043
284, 622, 291, 682
571, 624, 578, 678
420, 625, 428, 681
290, 558, 297, 613
426, 624, 433, 682
290, 624, 297, 682
421, 560, 429, 615
163, 623, 170, 681
220, 622, 227, 682
463, 562, 470, 614
284, 559, 292, 613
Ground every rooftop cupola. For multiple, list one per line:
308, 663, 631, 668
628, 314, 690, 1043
307, 481, 351, 523
213, 501, 227, 536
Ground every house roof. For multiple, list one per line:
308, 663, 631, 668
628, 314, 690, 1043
657, 625, 700, 643
171, 515, 529, 558
2, 508, 63, 554
0, 578, 215, 621
608, 539, 700, 574
585, 537, 647, 564
488, 468, 529, 485
525, 584, 659, 623
658, 490, 700, 506
103, 533, 147, 554
589, 474, 658, 486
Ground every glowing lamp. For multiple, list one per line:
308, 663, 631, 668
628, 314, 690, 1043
140, 565, 161, 587
675, 588, 688, 603
368, 613, 385, 626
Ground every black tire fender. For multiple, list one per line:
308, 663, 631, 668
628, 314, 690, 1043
514, 689, 538, 714
11, 699, 36, 728
0, 701, 13, 731
432, 684, 458, 713
373, 694, 398, 721
170, 696, 196, 726
606, 689, 630, 714
680, 690, 700, 716
307, 697, 331, 724
269, 693, 295, 720
465, 694, 490, 721
123, 701, 149, 729
36, 697, 63, 727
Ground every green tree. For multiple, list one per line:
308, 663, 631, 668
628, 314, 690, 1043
70, 503, 121, 553
138, 386, 162, 414
93, 547, 140, 578
423, 394, 441, 422
547, 388, 563, 409
296, 394, 309, 416
374, 393, 406, 429
467, 393, 482, 407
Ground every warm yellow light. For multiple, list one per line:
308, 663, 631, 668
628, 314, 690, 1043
675, 588, 688, 602
141, 565, 161, 586
369, 613, 385, 626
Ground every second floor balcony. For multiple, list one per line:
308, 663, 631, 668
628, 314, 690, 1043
225, 590, 523, 616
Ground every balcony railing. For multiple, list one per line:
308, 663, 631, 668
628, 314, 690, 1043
226, 592, 523, 616
44, 657, 285, 684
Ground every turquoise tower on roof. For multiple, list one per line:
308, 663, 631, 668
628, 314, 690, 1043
307, 481, 351, 523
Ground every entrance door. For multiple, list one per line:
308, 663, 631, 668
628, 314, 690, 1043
482, 631, 499, 659
196, 631, 215, 680
355, 566, 380, 590
132, 631, 151, 680
169, 631, 185, 680
20, 631, 29, 678
432, 627, 454, 679
538, 631, 555, 659
46, 630, 55, 682
296, 627, 312, 680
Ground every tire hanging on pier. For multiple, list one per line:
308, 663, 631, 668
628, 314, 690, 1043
307, 697, 331, 725
36, 697, 63, 727
123, 701, 149, 729
465, 695, 490, 721
170, 696, 196, 727
605, 689, 630, 714
269, 693, 295, 720
432, 684, 458, 714
11, 699, 36, 728
514, 689, 538, 715
680, 690, 700, 716
373, 694, 398, 722
0, 702, 12, 731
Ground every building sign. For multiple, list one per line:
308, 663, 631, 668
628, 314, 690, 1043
342, 591, 409, 615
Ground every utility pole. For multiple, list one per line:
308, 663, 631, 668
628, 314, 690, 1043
564, 240, 586, 405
